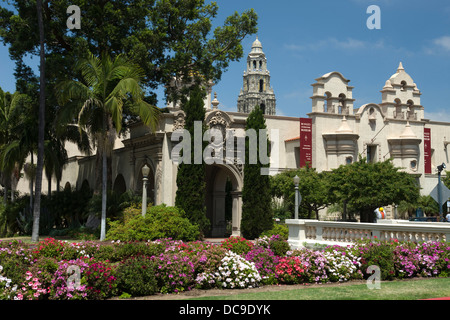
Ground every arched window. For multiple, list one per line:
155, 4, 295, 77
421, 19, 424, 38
253, 61, 257, 69
259, 79, 264, 93
260, 103, 266, 114
401, 81, 407, 91
338, 93, 346, 114
407, 100, 414, 120
394, 98, 402, 119
113, 174, 127, 195
324, 92, 332, 112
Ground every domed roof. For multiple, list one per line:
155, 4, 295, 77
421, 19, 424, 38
252, 36, 262, 49
389, 62, 414, 85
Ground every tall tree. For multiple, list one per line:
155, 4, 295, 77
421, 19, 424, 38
31, 0, 46, 242
270, 166, 330, 220
328, 157, 420, 222
0, 0, 258, 192
241, 106, 272, 239
175, 85, 210, 235
56, 52, 160, 240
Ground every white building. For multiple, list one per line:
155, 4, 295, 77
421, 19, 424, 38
14, 38, 450, 236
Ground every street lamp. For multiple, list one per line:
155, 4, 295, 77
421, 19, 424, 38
437, 163, 446, 221
142, 164, 150, 217
293, 175, 301, 219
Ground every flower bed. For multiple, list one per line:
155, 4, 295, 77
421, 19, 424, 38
0, 236, 449, 300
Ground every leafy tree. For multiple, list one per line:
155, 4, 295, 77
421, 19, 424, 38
241, 106, 272, 239
175, 85, 210, 235
328, 157, 420, 222
0, 0, 258, 190
56, 53, 160, 240
270, 165, 329, 220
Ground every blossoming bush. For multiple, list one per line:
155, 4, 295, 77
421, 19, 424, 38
83, 260, 117, 299
275, 256, 307, 284
48, 258, 90, 300
196, 251, 261, 289
322, 249, 362, 282
244, 246, 279, 284
115, 255, 158, 297
288, 249, 329, 283
0, 265, 16, 300
220, 236, 253, 255
0, 235, 449, 300
352, 240, 396, 280
152, 252, 195, 294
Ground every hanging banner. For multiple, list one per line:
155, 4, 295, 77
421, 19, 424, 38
424, 128, 431, 174
300, 118, 312, 168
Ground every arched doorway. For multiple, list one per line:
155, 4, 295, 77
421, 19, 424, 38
113, 174, 126, 195
205, 164, 242, 238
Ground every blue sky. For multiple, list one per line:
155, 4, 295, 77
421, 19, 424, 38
1, 0, 450, 121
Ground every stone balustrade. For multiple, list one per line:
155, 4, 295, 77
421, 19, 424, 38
286, 219, 450, 249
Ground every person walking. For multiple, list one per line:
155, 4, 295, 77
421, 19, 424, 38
374, 207, 385, 223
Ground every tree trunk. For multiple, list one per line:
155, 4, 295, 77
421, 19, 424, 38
31, 0, 46, 242
100, 147, 107, 240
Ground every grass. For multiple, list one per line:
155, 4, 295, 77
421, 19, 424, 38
186, 278, 450, 300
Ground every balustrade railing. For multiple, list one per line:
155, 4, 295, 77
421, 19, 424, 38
286, 219, 450, 249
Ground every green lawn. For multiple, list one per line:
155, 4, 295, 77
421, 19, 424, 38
186, 278, 450, 300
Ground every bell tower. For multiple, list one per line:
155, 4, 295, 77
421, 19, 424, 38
237, 37, 276, 115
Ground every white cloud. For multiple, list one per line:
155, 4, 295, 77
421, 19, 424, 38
432, 36, 450, 51
284, 37, 384, 52
425, 111, 450, 123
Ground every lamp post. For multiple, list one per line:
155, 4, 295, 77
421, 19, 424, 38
142, 164, 150, 217
437, 163, 446, 222
293, 175, 301, 219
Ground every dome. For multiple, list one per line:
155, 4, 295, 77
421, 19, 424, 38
252, 36, 262, 49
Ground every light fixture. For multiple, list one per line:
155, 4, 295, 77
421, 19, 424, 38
293, 175, 300, 186
142, 164, 150, 178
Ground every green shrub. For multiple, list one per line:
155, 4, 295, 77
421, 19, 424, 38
353, 240, 396, 281
115, 256, 158, 297
268, 235, 290, 257
106, 204, 200, 242
260, 224, 289, 240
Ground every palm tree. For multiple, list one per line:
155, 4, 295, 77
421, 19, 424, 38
56, 52, 160, 240
32, 0, 46, 242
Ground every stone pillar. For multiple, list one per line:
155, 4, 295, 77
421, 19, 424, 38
231, 191, 242, 237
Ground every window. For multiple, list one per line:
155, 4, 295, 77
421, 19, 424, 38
259, 79, 264, 93
401, 81, 407, 91
410, 160, 417, 171
260, 103, 266, 114
366, 145, 377, 163
324, 92, 332, 112
338, 93, 346, 114
345, 156, 353, 165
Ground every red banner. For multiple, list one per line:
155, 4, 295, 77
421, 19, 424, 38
300, 118, 312, 168
424, 128, 431, 174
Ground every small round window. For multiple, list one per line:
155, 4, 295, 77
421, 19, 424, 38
410, 160, 417, 171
